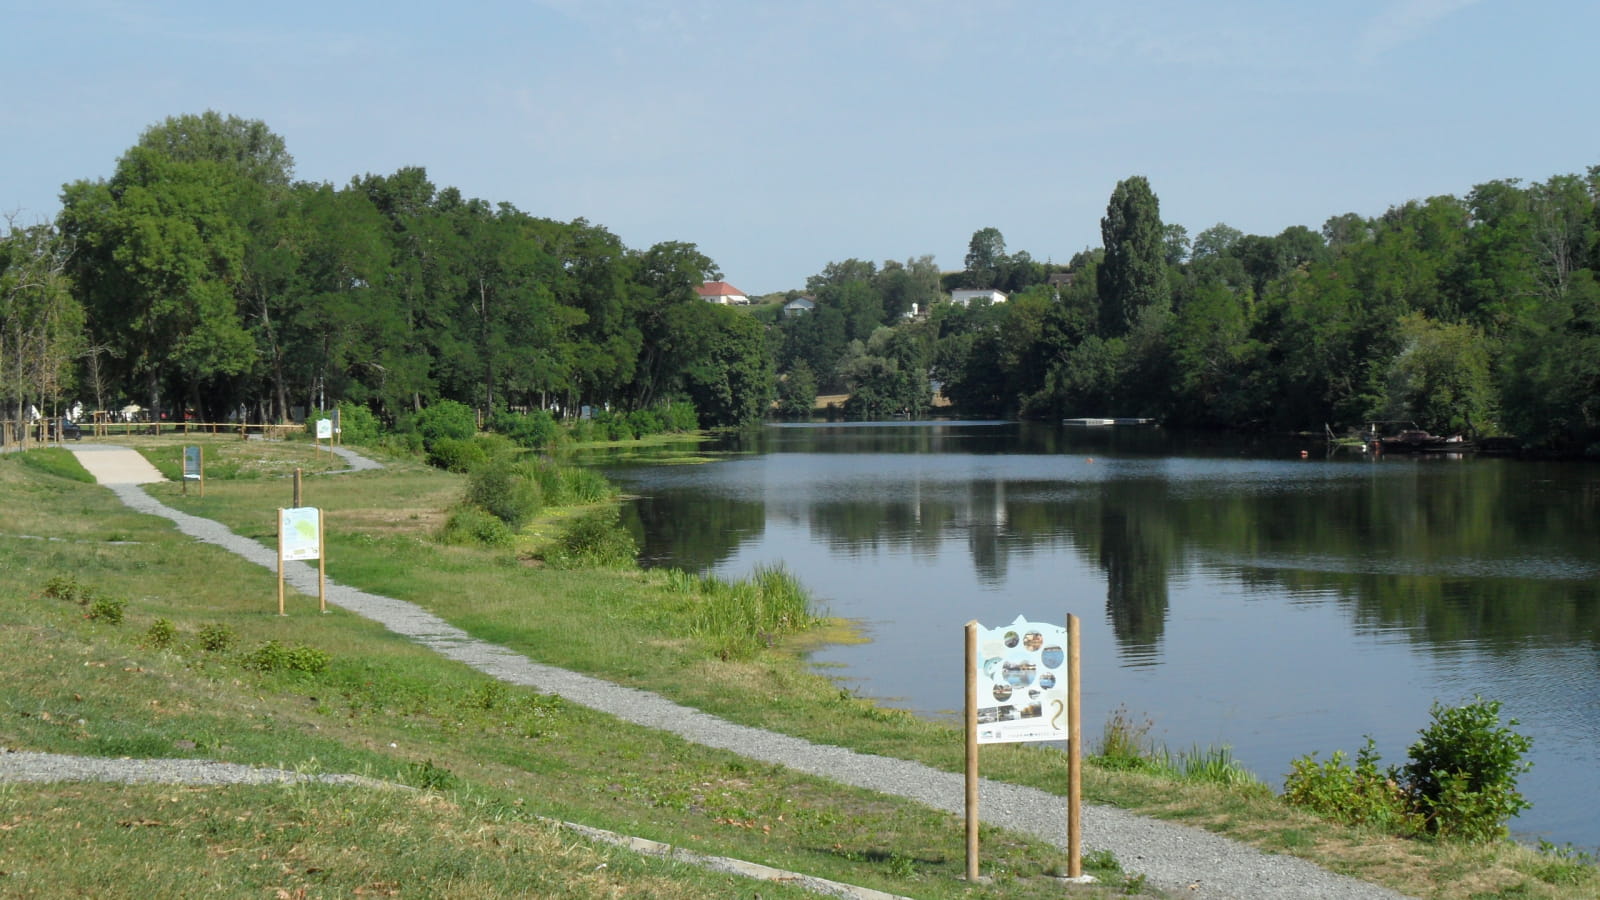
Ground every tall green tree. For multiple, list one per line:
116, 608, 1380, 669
1097, 176, 1170, 338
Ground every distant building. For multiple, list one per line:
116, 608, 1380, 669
949, 289, 1008, 307
695, 281, 750, 305
782, 296, 817, 316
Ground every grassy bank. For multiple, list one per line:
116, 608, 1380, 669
3, 436, 1594, 899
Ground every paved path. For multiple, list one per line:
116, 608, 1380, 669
41, 445, 1411, 900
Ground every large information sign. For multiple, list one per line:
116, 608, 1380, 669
970, 615, 1070, 744
964, 613, 1084, 882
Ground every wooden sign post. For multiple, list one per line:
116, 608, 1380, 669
277, 507, 327, 615
964, 614, 1085, 882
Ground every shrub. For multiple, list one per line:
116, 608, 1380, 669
242, 640, 330, 674
42, 575, 89, 604
405, 759, 457, 791
414, 399, 477, 449
543, 509, 637, 569
465, 459, 542, 529
198, 623, 237, 652
1284, 738, 1418, 833
426, 437, 487, 473
144, 618, 178, 649
86, 596, 126, 624
626, 407, 664, 437
1399, 697, 1532, 841
440, 507, 515, 547
662, 400, 699, 432
335, 401, 381, 445
489, 409, 560, 450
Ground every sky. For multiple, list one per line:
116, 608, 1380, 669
3, 0, 1597, 296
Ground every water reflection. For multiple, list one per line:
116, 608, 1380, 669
605, 421, 1600, 848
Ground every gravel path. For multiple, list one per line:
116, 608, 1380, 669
5, 446, 1413, 900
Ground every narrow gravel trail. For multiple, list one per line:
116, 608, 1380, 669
5, 446, 1413, 900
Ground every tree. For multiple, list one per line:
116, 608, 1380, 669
1192, 223, 1243, 260
683, 308, 773, 427
1163, 223, 1191, 266
777, 359, 817, 418
1377, 312, 1496, 434
0, 220, 83, 442
963, 227, 1007, 288
60, 145, 255, 419
1097, 176, 1170, 337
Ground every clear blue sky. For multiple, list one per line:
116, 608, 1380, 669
4, 0, 1596, 295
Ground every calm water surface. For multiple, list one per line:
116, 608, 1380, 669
603, 422, 1600, 849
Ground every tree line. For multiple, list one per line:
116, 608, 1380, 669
2, 111, 771, 442
4, 110, 1598, 454
775, 173, 1600, 453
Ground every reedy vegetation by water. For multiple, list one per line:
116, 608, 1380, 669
2, 435, 1596, 899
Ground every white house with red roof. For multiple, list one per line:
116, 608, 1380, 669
694, 281, 750, 305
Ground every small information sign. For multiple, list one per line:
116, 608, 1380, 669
315, 418, 333, 440
183, 446, 202, 480
280, 507, 321, 560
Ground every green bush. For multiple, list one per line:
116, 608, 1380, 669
440, 507, 515, 547
1400, 697, 1532, 841
336, 401, 381, 445
242, 640, 330, 674
86, 596, 126, 624
465, 459, 542, 528
1285, 698, 1532, 842
662, 401, 699, 432
42, 575, 89, 603
144, 618, 177, 649
427, 436, 487, 473
1284, 738, 1418, 833
198, 623, 237, 652
543, 509, 637, 569
414, 399, 477, 449
488, 409, 560, 450
627, 407, 664, 437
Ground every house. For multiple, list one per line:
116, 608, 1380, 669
782, 296, 817, 316
694, 281, 750, 305
949, 288, 1007, 308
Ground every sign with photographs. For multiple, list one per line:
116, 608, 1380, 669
970, 615, 1070, 744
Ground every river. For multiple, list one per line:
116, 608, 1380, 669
601, 421, 1600, 850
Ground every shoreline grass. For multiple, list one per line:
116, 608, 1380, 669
3, 438, 1595, 899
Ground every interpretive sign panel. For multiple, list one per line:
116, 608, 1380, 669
970, 614, 1070, 744
315, 418, 333, 440
280, 507, 321, 561
183, 446, 201, 480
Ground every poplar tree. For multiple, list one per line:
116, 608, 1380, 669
1097, 176, 1170, 338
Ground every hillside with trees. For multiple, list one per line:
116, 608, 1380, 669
3, 111, 1598, 454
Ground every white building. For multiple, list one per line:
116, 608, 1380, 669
949, 289, 1007, 307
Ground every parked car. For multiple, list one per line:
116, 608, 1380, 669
47, 418, 82, 441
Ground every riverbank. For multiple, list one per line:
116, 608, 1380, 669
2, 438, 1591, 898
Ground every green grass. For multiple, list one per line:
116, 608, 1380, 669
4, 440, 1595, 900
0, 446, 1142, 899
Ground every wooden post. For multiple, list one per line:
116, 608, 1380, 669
317, 510, 327, 613
1067, 613, 1083, 878
293, 468, 302, 508
198, 446, 205, 498
964, 620, 980, 882
180, 448, 187, 496
276, 509, 286, 616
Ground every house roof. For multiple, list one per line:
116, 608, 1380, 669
694, 281, 747, 298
